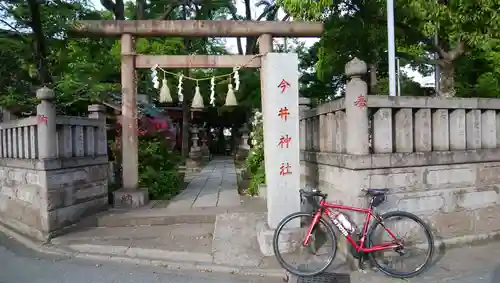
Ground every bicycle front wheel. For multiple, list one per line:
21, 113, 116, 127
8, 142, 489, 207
366, 211, 434, 278
272, 212, 337, 277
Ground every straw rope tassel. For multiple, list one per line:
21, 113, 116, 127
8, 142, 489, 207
191, 82, 204, 108
225, 83, 237, 106
159, 78, 173, 103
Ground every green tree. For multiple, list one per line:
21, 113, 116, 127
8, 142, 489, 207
278, 0, 500, 97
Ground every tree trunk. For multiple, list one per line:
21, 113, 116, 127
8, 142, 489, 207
436, 41, 463, 98
27, 0, 52, 85
243, 0, 256, 54
136, 0, 146, 20
368, 64, 377, 94
100, 0, 125, 20
439, 62, 455, 97
226, 2, 244, 55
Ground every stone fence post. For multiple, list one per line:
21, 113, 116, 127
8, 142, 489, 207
88, 104, 108, 156
344, 58, 370, 155
36, 87, 57, 159
299, 97, 311, 113
299, 97, 311, 151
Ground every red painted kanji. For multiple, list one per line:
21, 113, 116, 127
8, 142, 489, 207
277, 79, 291, 93
354, 95, 367, 109
280, 162, 292, 175
278, 135, 292, 148
37, 115, 48, 125
278, 107, 289, 121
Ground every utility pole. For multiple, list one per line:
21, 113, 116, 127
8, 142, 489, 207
434, 31, 440, 96
387, 0, 396, 97
396, 57, 401, 96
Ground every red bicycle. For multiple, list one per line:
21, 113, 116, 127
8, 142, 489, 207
272, 188, 434, 278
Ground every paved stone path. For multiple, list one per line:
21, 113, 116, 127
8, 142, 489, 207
166, 157, 241, 211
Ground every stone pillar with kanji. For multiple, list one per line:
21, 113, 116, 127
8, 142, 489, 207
36, 87, 57, 159
256, 53, 301, 256
345, 58, 370, 155
261, 53, 301, 229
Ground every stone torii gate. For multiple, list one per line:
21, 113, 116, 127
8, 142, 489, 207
72, 20, 322, 224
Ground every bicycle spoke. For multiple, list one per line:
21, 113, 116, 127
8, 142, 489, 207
273, 213, 337, 277
368, 211, 434, 278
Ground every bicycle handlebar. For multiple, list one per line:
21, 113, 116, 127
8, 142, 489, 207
299, 188, 327, 199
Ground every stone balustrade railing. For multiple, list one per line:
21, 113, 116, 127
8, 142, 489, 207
301, 96, 500, 153
55, 114, 107, 158
0, 92, 107, 167
300, 57, 500, 169
0, 87, 109, 241
0, 116, 39, 159
301, 99, 346, 153
368, 96, 500, 153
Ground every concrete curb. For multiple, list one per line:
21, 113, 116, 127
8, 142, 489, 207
0, 223, 285, 278
0, 223, 71, 257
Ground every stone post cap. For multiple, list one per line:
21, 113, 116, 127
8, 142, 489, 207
345, 57, 367, 77
299, 97, 311, 106
36, 87, 55, 100
88, 104, 106, 113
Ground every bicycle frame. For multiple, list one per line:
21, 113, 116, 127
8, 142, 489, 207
303, 199, 400, 253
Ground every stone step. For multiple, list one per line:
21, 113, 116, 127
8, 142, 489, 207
96, 210, 218, 227
94, 196, 267, 228
51, 224, 215, 264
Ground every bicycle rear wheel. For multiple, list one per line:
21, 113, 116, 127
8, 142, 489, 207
272, 212, 337, 277
366, 211, 434, 278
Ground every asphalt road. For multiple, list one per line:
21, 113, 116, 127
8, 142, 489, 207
0, 232, 276, 283
436, 270, 500, 283
0, 231, 498, 283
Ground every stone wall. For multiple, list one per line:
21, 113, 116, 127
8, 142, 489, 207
0, 87, 108, 241
300, 58, 500, 243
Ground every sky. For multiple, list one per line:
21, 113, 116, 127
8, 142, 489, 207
66, 0, 433, 87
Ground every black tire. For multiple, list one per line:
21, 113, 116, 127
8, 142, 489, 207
272, 212, 337, 277
366, 211, 435, 278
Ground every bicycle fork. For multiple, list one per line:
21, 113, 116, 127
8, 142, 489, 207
302, 212, 322, 246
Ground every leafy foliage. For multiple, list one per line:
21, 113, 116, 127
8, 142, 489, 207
248, 165, 265, 196
138, 134, 182, 200
246, 110, 264, 196
278, 0, 500, 98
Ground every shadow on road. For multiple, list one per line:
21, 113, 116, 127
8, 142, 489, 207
430, 231, 447, 268
492, 265, 500, 283
297, 272, 350, 283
